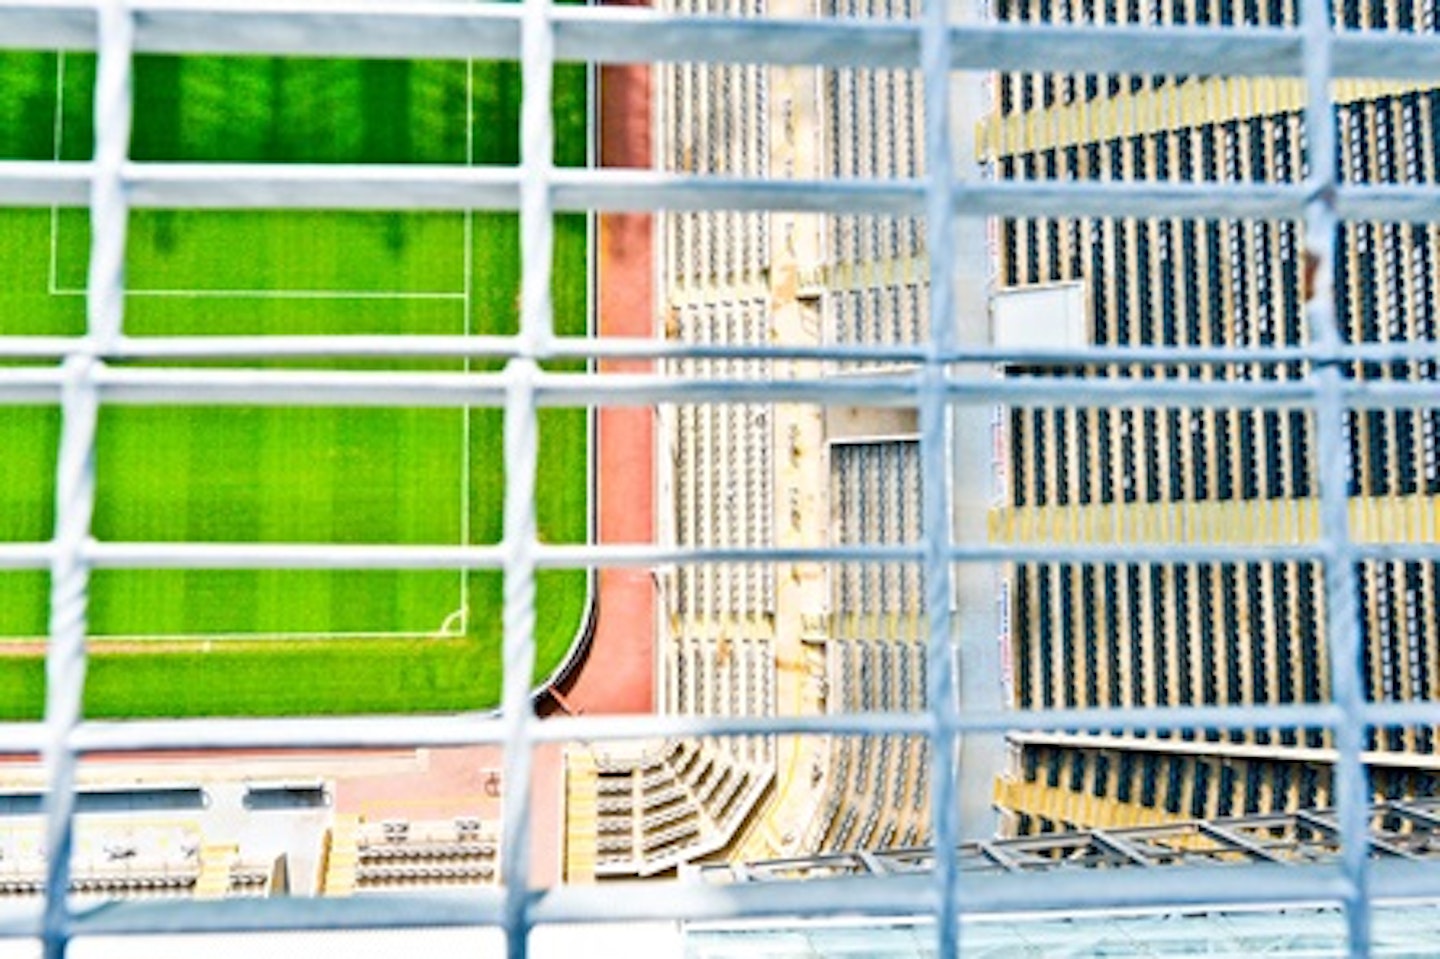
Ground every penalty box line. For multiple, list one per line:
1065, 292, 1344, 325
41, 54, 480, 639
47, 287, 468, 301
0, 629, 461, 645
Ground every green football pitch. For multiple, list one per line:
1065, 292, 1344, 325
0, 50, 591, 718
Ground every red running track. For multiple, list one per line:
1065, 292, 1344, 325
542, 27, 656, 719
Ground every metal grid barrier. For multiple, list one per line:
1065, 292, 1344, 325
1, 0, 1439, 956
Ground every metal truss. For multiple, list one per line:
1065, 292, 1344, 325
696, 797, 1440, 882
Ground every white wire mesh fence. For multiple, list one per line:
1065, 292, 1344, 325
0, 0, 1438, 956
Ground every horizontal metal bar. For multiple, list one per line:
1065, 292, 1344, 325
4, 540, 1438, 575
3, 696, 1434, 763
1359, 701, 1440, 728
7, 701, 1355, 758
123, 163, 526, 212
0, 0, 95, 50
1352, 543, 1440, 563
1331, 31, 1440, 81
10, 162, 1440, 223
7, 363, 1440, 411
528, 703, 1349, 741
0, 543, 54, 569
20, 698, 1440, 770
0, 725, 48, 755
0, 2, 919, 68
539, 863, 1359, 922
0, 160, 91, 207
0, 542, 926, 572
951, 544, 1334, 564
135, 1, 522, 61
63, 716, 506, 755
2, 3, 1435, 82
4, 334, 1440, 367
557, 9, 922, 69
951, 23, 1303, 75
0, 892, 506, 940
4, 164, 926, 215
0, 861, 1429, 942
966, 180, 1304, 220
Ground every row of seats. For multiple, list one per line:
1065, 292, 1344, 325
664, 0, 768, 287
591, 739, 774, 877
828, 637, 927, 713
808, 632, 931, 852
827, 65, 922, 184
0, 859, 280, 900
829, 282, 930, 354
998, 100, 1434, 512
668, 211, 770, 291
670, 298, 776, 619
349, 818, 499, 893
353, 862, 496, 888
0, 819, 282, 901
807, 735, 932, 853
651, 0, 936, 876
831, 441, 924, 616
668, 634, 775, 729
0, 872, 197, 899
825, 0, 922, 162
825, 0, 925, 273
359, 841, 496, 862
226, 867, 273, 897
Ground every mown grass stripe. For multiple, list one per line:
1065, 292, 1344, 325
0, 46, 591, 718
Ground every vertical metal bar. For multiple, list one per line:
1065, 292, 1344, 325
500, 359, 540, 959
39, 367, 99, 959
40, 1, 132, 956
921, 0, 960, 953
1299, 0, 1372, 953
502, 0, 556, 952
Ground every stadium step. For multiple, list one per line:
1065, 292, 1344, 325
564, 752, 599, 883
321, 814, 361, 896
993, 776, 1182, 833
195, 842, 238, 900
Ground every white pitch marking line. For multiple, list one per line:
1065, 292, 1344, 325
49, 287, 467, 300
1, 630, 447, 644
48, 51, 66, 297
459, 56, 476, 636
36, 60, 475, 642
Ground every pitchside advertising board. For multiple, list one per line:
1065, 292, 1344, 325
988, 281, 1089, 710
